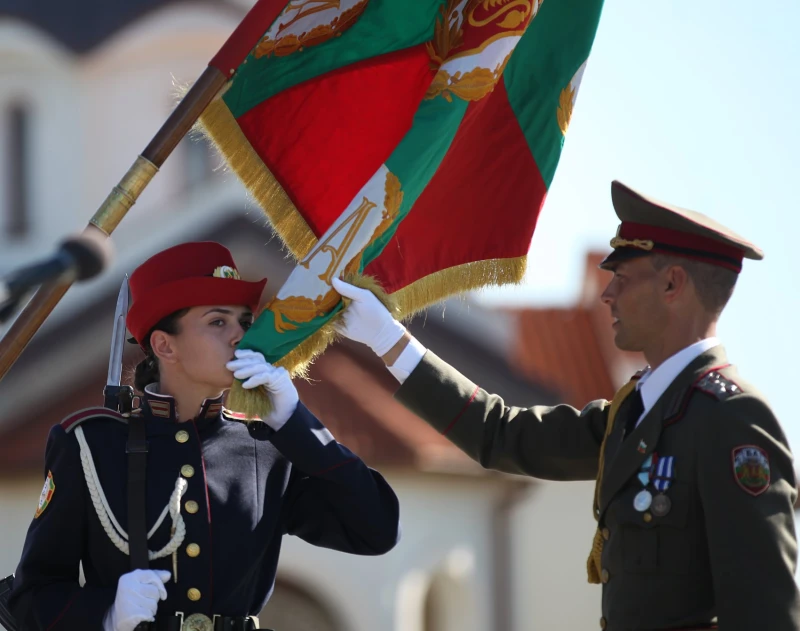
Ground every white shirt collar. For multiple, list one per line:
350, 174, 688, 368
637, 338, 720, 417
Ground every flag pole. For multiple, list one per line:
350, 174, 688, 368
0, 0, 287, 383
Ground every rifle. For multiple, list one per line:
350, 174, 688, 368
0, 278, 134, 631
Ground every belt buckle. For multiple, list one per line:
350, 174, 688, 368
181, 612, 214, 631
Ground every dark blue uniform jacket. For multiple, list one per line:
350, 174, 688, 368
9, 389, 401, 630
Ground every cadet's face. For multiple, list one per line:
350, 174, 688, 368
171, 305, 253, 389
601, 257, 668, 352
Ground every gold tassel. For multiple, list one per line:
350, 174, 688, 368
586, 378, 639, 583
226, 273, 398, 420
196, 97, 318, 261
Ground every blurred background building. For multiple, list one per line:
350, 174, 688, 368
1, 2, 795, 630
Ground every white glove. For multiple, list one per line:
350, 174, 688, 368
226, 349, 299, 431
104, 569, 170, 631
331, 277, 406, 356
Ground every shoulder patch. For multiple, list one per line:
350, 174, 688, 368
732, 445, 770, 496
34, 470, 55, 518
694, 369, 742, 401
60, 407, 129, 433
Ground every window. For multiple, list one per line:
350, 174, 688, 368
5, 103, 30, 237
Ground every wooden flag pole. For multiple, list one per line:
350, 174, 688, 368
0, 0, 287, 382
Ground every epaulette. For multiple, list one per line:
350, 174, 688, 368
60, 407, 130, 433
694, 369, 742, 402
662, 365, 740, 427
221, 407, 262, 423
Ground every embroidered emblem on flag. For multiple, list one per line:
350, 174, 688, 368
732, 445, 770, 496
35, 470, 55, 518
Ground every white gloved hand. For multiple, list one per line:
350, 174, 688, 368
226, 350, 299, 431
331, 277, 406, 357
104, 569, 170, 631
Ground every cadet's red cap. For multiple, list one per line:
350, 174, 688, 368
126, 242, 266, 345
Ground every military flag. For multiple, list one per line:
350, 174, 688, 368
197, 0, 606, 414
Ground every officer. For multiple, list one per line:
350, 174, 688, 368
9, 241, 400, 631
332, 181, 800, 630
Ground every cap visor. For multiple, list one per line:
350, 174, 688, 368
599, 248, 651, 270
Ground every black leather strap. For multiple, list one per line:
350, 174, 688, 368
126, 414, 149, 570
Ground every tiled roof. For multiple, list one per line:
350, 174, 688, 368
512, 307, 615, 408
509, 252, 642, 408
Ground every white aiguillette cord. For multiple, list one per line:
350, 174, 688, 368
75, 426, 187, 578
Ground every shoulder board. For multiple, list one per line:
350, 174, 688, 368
221, 407, 261, 422
693, 368, 743, 402
60, 407, 130, 433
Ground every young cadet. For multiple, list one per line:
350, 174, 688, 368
10, 241, 400, 631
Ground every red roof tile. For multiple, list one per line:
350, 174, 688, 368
512, 308, 614, 407
508, 253, 642, 407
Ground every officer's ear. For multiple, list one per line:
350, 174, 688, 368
663, 265, 689, 303
150, 330, 179, 365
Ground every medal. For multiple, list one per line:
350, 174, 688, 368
651, 493, 672, 517
633, 489, 653, 512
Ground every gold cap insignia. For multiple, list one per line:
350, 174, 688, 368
609, 237, 654, 251
213, 266, 241, 280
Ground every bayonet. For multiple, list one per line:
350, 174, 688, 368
103, 276, 134, 413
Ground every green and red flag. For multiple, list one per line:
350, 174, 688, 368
199, 0, 605, 410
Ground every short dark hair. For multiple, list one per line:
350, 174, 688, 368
650, 254, 738, 317
132, 308, 189, 392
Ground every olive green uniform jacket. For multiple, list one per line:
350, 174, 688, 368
395, 345, 800, 631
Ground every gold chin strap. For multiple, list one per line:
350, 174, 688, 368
609, 237, 654, 251
586, 378, 639, 584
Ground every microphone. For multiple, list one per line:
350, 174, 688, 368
0, 233, 113, 306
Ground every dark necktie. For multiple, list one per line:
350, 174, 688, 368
623, 388, 645, 439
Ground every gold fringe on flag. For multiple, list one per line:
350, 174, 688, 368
393, 255, 527, 318
196, 96, 318, 261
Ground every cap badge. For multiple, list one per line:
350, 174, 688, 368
213, 265, 241, 280
609, 237, 654, 251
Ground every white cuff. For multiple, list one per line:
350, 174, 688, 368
387, 336, 426, 385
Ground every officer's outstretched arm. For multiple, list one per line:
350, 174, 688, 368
9, 425, 117, 630
396, 349, 608, 480
696, 396, 800, 629
275, 404, 401, 556
332, 278, 608, 481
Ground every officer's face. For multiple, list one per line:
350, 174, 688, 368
601, 257, 668, 352
166, 305, 254, 390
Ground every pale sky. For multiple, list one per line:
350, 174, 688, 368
479, 0, 800, 455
